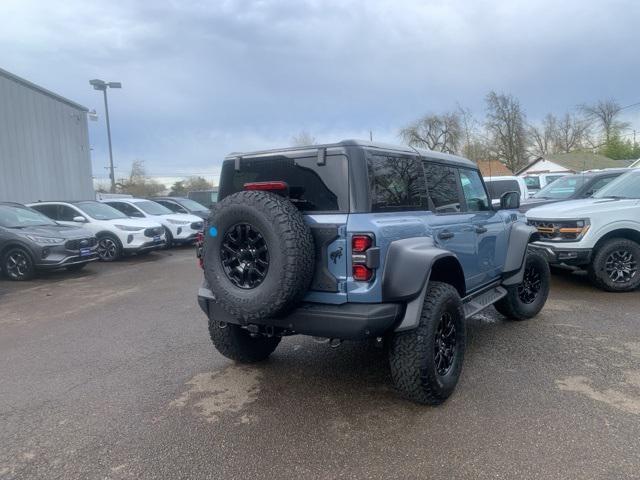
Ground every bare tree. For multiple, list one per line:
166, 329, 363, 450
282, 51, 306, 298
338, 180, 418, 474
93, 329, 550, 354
528, 114, 557, 158
554, 113, 590, 153
485, 91, 528, 172
400, 111, 462, 154
118, 159, 164, 197
579, 99, 630, 145
291, 131, 317, 147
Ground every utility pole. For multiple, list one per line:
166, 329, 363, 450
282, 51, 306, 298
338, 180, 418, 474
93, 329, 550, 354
90, 79, 122, 193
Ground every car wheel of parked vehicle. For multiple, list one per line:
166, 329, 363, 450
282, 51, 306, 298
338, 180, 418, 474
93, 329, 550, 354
208, 317, 281, 363
96, 234, 122, 262
66, 263, 87, 272
588, 238, 640, 292
163, 227, 173, 249
388, 282, 466, 405
2, 247, 35, 281
203, 190, 315, 321
494, 252, 550, 320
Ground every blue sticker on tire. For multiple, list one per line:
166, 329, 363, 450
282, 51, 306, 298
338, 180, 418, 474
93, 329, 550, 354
209, 227, 218, 237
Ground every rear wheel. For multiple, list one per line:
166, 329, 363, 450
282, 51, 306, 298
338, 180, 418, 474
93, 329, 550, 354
2, 247, 35, 281
389, 282, 466, 405
208, 318, 280, 363
96, 234, 122, 262
495, 252, 550, 320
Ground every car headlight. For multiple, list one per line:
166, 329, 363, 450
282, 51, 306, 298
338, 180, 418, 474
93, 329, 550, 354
167, 219, 189, 225
528, 219, 590, 242
26, 235, 65, 245
115, 225, 144, 232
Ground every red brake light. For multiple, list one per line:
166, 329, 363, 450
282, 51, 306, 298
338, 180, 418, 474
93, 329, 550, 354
353, 264, 373, 282
352, 235, 372, 252
244, 181, 288, 191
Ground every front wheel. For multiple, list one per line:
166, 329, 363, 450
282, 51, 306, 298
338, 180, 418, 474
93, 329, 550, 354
588, 238, 640, 292
208, 318, 280, 363
96, 234, 122, 262
3, 247, 35, 281
389, 282, 466, 405
494, 252, 550, 320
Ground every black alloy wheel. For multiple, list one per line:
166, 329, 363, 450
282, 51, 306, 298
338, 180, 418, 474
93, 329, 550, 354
517, 263, 542, 304
434, 312, 457, 376
604, 249, 637, 284
4, 249, 34, 280
220, 223, 269, 289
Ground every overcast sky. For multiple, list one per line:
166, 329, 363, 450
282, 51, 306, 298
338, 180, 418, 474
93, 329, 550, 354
2, 0, 639, 183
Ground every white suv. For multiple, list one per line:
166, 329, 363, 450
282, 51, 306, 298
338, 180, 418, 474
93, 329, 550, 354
28, 201, 166, 261
526, 169, 640, 291
102, 198, 204, 247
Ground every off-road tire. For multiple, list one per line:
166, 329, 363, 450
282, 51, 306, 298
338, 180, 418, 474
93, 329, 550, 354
203, 190, 315, 322
208, 318, 280, 363
2, 247, 36, 281
389, 282, 466, 405
96, 233, 122, 262
587, 238, 640, 292
495, 252, 550, 320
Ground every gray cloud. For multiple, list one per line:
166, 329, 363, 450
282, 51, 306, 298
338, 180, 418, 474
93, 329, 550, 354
1, 0, 639, 180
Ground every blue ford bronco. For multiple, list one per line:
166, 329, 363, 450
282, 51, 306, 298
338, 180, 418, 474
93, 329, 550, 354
197, 140, 550, 404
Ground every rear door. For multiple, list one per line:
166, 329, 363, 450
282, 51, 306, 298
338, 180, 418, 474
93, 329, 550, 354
218, 152, 350, 303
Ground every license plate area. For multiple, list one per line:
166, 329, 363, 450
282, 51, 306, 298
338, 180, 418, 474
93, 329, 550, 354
80, 247, 92, 257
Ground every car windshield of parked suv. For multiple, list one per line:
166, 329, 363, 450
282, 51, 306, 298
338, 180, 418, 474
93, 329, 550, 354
177, 198, 209, 212
593, 171, 640, 199
524, 176, 540, 190
532, 175, 585, 199
135, 200, 173, 215
0, 204, 57, 228
486, 179, 520, 200
76, 201, 128, 220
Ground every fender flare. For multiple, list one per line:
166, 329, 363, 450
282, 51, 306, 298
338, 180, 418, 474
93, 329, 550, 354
502, 222, 539, 286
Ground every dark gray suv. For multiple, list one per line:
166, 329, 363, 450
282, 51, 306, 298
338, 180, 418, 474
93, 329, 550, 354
0, 202, 99, 281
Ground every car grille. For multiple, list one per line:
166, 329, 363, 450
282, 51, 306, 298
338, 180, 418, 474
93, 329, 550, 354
144, 227, 164, 238
528, 220, 558, 240
66, 237, 97, 250
191, 221, 204, 231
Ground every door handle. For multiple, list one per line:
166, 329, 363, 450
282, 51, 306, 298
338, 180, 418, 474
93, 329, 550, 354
475, 226, 488, 234
438, 231, 455, 240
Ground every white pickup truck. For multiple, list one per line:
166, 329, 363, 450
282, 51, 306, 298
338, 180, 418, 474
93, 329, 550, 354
526, 169, 640, 291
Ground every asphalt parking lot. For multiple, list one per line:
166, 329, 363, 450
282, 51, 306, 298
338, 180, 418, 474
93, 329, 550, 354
1, 248, 639, 479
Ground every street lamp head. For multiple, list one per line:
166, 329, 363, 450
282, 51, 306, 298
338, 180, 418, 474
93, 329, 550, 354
89, 79, 106, 90
107, 82, 122, 89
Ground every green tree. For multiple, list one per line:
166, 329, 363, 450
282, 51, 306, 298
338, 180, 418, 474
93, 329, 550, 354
169, 176, 213, 196
599, 134, 640, 160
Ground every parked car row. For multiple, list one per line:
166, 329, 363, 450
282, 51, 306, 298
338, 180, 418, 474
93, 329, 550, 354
526, 168, 640, 292
0, 197, 209, 281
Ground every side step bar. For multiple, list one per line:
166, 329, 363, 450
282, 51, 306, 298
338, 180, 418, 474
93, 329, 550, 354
462, 285, 507, 319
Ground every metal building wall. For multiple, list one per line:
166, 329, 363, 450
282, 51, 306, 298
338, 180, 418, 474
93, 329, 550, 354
0, 69, 94, 203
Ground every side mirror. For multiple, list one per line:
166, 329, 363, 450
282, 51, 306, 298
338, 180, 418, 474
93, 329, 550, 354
499, 191, 520, 210
72, 216, 87, 223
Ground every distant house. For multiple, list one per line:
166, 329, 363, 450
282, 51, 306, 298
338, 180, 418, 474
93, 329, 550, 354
477, 159, 512, 177
516, 152, 633, 176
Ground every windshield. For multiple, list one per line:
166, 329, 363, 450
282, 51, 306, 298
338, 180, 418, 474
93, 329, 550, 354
0, 205, 57, 228
177, 198, 209, 212
76, 201, 128, 220
524, 176, 540, 189
135, 200, 173, 215
593, 171, 640, 199
533, 175, 585, 199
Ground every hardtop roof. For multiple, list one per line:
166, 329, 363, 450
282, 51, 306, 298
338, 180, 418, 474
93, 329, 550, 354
225, 139, 476, 168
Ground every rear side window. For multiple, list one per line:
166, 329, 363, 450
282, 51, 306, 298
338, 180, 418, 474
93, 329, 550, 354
486, 180, 520, 200
218, 155, 349, 212
31, 204, 59, 219
367, 153, 428, 212
524, 176, 540, 189
423, 162, 461, 213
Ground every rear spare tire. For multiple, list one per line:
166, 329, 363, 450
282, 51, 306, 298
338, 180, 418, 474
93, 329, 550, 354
203, 190, 315, 321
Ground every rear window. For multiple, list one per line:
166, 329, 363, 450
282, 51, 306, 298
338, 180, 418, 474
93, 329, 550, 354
218, 155, 349, 212
486, 179, 521, 199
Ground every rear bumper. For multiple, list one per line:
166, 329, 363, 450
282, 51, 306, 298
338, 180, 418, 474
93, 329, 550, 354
529, 243, 592, 266
198, 288, 403, 340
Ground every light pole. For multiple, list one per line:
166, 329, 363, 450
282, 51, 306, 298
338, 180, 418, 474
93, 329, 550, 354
89, 79, 121, 193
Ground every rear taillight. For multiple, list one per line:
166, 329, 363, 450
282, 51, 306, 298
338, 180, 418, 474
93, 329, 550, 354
243, 181, 288, 192
351, 233, 376, 282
